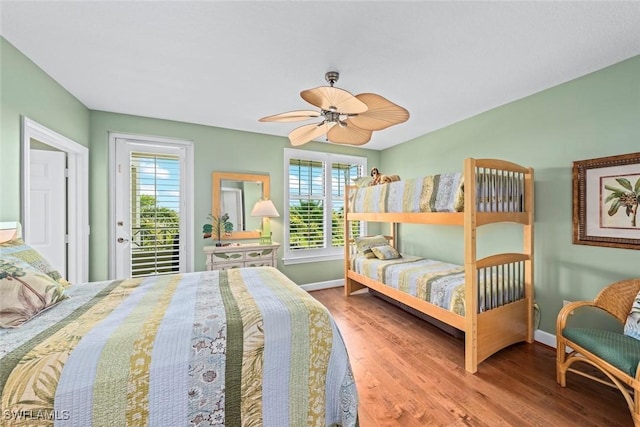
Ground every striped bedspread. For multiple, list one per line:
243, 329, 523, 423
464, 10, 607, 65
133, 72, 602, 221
350, 173, 464, 213
352, 255, 466, 315
0, 267, 358, 427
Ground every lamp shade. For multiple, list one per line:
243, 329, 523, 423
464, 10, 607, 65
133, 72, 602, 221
250, 199, 280, 218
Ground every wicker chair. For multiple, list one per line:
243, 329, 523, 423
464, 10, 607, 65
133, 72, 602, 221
556, 278, 640, 426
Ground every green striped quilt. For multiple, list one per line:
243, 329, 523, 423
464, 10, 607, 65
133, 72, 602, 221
353, 255, 466, 316
0, 267, 358, 426
350, 173, 464, 213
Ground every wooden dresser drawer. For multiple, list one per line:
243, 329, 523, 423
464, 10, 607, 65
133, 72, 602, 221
204, 242, 280, 271
244, 247, 276, 261
210, 250, 245, 262
213, 261, 245, 270
243, 259, 274, 268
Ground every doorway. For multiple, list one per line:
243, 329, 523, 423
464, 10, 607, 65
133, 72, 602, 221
109, 133, 194, 279
21, 117, 89, 283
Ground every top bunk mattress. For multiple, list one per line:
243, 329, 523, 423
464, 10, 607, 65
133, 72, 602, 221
349, 167, 526, 214
350, 173, 464, 213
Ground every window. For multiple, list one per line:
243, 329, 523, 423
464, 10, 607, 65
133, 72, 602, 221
284, 149, 366, 264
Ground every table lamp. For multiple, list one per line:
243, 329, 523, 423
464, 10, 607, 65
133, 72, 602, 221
251, 199, 279, 244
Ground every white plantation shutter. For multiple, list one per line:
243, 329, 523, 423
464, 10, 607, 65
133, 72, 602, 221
130, 152, 181, 277
289, 159, 326, 249
284, 149, 366, 263
331, 162, 362, 247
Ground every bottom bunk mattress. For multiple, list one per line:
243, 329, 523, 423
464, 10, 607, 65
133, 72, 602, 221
352, 255, 466, 315
0, 267, 358, 427
352, 254, 525, 316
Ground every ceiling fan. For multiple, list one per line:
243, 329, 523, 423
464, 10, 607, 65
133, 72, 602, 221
259, 71, 410, 146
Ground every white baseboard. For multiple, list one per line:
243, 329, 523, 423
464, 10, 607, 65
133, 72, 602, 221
301, 279, 343, 292
301, 279, 560, 349
534, 329, 557, 348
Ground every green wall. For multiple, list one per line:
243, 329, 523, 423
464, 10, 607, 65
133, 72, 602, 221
380, 55, 640, 334
0, 37, 90, 220
0, 35, 380, 286
3, 33, 638, 335
88, 111, 381, 283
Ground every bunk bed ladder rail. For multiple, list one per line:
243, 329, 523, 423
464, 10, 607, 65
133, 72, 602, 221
476, 166, 525, 213
476, 257, 527, 312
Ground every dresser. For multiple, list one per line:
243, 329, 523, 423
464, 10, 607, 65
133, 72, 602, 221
204, 242, 280, 271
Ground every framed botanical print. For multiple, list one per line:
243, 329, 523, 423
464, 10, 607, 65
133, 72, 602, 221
573, 152, 640, 250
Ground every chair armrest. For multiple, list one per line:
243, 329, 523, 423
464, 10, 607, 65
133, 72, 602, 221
556, 300, 596, 333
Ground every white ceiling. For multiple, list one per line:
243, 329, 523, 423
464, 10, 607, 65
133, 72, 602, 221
2, 1, 639, 150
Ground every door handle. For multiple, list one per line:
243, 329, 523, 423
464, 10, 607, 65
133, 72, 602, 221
117, 237, 129, 243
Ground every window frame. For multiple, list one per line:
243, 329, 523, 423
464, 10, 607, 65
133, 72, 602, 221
283, 148, 366, 265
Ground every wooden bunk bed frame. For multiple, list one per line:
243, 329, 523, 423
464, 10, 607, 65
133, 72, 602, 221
344, 158, 535, 373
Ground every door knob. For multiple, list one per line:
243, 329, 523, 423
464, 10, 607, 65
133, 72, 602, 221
117, 237, 129, 243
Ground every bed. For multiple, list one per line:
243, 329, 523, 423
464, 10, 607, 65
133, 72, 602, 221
0, 223, 358, 427
344, 158, 534, 373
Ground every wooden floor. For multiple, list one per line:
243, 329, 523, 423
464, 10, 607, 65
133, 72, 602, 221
311, 287, 633, 427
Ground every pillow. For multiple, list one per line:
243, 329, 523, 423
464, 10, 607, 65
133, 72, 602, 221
0, 238, 66, 284
351, 176, 373, 188
355, 235, 389, 259
0, 256, 68, 328
371, 245, 401, 260
624, 290, 640, 341
0, 227, 18, 243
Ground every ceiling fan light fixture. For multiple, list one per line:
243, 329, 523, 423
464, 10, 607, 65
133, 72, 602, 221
260, 71, 409, 146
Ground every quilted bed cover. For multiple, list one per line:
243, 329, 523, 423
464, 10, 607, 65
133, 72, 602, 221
352, 255, 467, 315
352, 254, 523, 316
0, 267, 358, 427
349, 173, 464, 213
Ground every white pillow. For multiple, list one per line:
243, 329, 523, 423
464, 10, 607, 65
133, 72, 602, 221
623, 289, 640, 341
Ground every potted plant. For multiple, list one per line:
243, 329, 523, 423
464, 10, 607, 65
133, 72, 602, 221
202, 212, 234, 246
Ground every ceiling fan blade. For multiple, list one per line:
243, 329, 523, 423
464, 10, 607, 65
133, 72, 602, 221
326, 121, 372, 145
348, 93, 410, 131
300, 86, 368, 114
289, 122, 336, 146
259, 110, 321, 122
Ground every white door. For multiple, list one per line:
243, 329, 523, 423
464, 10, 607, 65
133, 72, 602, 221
113, 137, 191, 279
28, 149, 67, 277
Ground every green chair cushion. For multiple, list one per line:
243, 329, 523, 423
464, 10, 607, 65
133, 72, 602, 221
563, 328, 640, 377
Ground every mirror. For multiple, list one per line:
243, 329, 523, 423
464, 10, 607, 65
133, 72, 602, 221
212, 172, 270, 240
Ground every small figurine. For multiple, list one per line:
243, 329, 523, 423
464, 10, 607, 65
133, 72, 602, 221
370, 167, 401, 185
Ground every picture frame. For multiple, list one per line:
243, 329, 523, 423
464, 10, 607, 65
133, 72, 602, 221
572, 152, 640, 250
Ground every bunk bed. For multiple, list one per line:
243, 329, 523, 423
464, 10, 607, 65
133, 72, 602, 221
344, 158, 534, 373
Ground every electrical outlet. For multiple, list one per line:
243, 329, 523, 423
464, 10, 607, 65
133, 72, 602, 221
563, 300, 574, 315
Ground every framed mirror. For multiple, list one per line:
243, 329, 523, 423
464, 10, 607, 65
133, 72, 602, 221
212, 172, 270, 240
